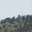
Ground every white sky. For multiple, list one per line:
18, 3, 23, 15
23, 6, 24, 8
0, 0, 32, 20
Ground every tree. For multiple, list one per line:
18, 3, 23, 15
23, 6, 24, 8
5, 17, 11, 22
4, 29, 8, 32
0, 27, 1, 31
3, 25, 5, 28
16, 15, 21, 22
22, 16, 25, 21
24, 15, 31, 29
11, 16, 15, 22
1, 20, 5, 24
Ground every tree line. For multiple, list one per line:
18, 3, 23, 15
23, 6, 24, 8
1, 15, 32, 24
0, 15, 32, 32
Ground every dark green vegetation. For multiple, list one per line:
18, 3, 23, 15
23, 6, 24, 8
0, 15, 32, 32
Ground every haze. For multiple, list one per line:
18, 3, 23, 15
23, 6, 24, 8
0, 0, 32, 20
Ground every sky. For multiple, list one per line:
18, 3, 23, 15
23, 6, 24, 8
0, 0, 32, 20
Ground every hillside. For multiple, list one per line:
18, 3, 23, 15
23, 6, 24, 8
0, 15, 32, 32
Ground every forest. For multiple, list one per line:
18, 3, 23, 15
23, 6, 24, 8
0, 15, 32, 32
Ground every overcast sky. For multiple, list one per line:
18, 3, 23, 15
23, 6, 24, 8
0, 0, 32, 20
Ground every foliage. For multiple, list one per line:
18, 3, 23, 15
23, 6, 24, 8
0, 15, 32, 32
